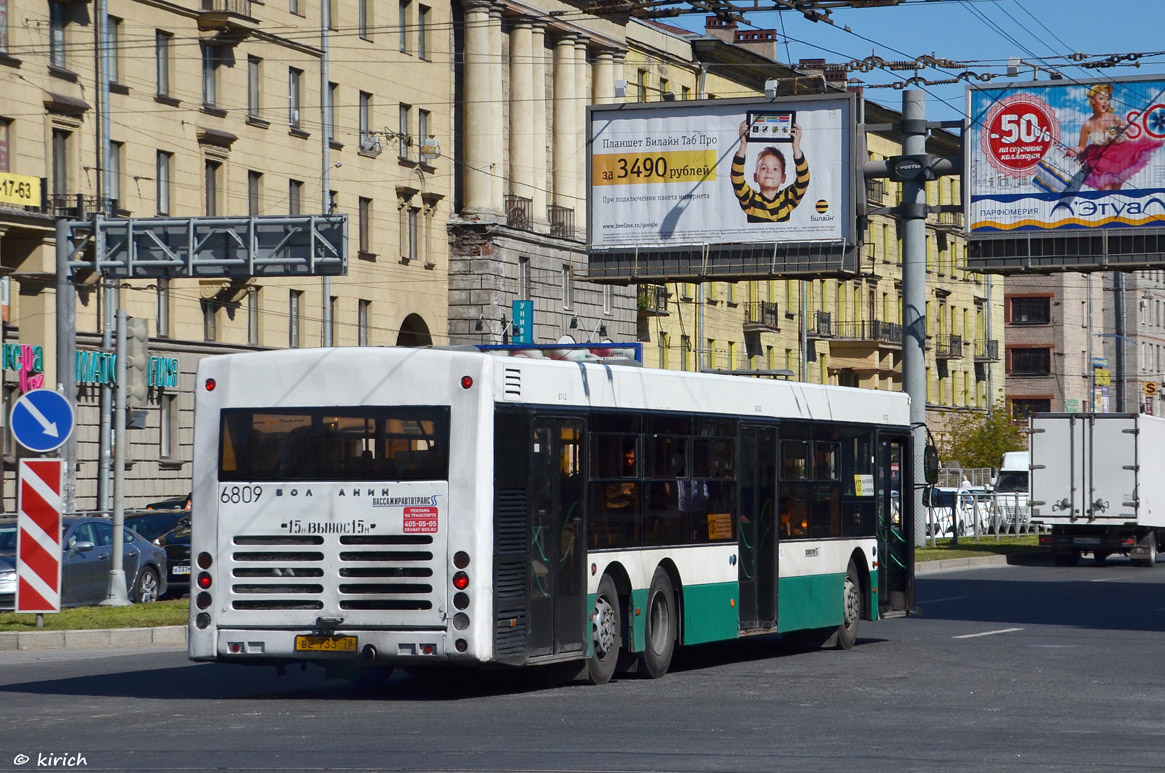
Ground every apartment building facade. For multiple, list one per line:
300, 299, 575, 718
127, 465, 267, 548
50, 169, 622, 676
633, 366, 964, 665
0, 0, 453, 509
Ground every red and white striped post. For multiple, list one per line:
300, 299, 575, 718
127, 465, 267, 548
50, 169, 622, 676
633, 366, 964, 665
16, 459, 64, 615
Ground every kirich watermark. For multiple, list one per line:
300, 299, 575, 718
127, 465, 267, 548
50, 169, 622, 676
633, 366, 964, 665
12, 753, 88, 767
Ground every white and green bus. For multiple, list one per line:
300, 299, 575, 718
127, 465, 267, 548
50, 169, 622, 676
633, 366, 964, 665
188, 346, 916, 684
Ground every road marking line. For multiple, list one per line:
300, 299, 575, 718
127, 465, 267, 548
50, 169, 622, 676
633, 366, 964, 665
1089, 578, 1119, 583
952, 627, 1024, 639
921, 596, 967, 604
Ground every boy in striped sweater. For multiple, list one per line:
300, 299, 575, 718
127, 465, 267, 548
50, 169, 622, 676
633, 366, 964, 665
731, 120, 810, 223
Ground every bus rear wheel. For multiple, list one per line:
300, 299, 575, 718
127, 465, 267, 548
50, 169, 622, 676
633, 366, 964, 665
587, 575, 621, 685
836, 562, 862, 650
639, 568, 676, 679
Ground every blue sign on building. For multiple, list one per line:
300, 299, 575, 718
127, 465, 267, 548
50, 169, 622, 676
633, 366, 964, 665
512, 300, 534, 344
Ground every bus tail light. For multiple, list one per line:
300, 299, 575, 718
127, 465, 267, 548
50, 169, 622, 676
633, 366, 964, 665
204, 378, 216, 392
460, 376, 473, 390
452, 571, 469, 590
453, 551, 470, 569
197, 572, 213, 590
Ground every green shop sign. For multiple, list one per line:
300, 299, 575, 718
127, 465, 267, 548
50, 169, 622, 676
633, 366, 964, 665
76, 351, 179, 388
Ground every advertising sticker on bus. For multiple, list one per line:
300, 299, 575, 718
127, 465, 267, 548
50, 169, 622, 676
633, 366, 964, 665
403, 506, 439, 533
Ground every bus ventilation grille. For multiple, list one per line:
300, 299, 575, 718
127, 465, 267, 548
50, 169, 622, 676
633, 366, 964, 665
494, 488, 528, 660
503, 367, 522, 401
229, 534, 436, 612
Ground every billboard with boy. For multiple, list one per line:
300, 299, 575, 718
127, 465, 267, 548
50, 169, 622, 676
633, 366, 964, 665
967, 75, 1165, 235
587, 94, 856, 251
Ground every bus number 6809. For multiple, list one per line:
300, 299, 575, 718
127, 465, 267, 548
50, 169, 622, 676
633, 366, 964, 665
220, 485, 263, 504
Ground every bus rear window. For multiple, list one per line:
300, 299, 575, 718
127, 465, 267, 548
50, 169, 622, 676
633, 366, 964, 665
219, 406, 450, 482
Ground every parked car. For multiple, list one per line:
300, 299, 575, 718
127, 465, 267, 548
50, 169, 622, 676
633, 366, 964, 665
125, 511, 190, 544
145, 492, 192, 511
155, 521, 191, 598
0, 517, 168, 610
924, 486, 991, 536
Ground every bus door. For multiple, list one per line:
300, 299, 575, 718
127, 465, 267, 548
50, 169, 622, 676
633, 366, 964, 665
528, 416, 586, 657
738, 425, 778, 631
877, 435, 913, 615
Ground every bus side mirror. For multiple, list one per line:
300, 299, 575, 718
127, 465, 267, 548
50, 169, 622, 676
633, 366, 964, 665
923, 445, 940, 486
921, 485, 934, 507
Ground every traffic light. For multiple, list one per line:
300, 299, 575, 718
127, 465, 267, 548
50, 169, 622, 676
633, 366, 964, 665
125, 316, 150, 408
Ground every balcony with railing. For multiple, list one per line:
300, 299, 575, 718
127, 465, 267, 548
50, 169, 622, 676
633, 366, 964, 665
742, 300, 780, 331
637, 284, 670, 317
548, 205, 574, 239
198, 0, 257, 39
806, 311, 833, 338
935, 335, 964, 359
50, 194, 121, 218
930, 209, 964, 232
832, 320, 901, 345
504, 194, 532, 231
974, 338, 1000, 362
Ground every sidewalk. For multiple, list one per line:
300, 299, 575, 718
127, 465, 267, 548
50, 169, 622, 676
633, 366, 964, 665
1, 552, 1048, 652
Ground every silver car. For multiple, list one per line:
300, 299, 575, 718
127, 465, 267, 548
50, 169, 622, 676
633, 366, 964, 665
0, 517, 168, 610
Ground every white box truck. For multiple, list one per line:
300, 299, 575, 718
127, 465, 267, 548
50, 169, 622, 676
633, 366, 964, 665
1030, 412, 1164, 567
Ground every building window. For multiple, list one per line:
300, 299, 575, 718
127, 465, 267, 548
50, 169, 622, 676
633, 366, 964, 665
327, 82, 338, 143
329, 295, 337, 345
0, 119, 9, 172
289, 290, 302, 347
418, 108, 430, 152
358, 299, 370, 345
407, 207, 419, 261
288, 178, 302, 215
247, 56, 261, 118
398, 0, 409, 52
51, 129, 68, 198
1010, 398, 1051, 420
359, 0, 371, 39
248, 170, 261, 215
202, 299, 219, 341
1008, 347, 1051, 376
0, 0, 8, 53
681, 85, 691, 100
290, 0, 301, 16
247, 287, 260, 345
398, 103, 411, 159
636, 69, 647, 102
156, 279, 171, 338
289, 68, 302, 128
418, 5, 429, 59
359, 197, 372, 254
518, 256, 529, 300
1008, 296, 1051, 325
562, 264, 573, 310
108, 141, 122, 210
160, 394, 179, 459
201, 43, 218, 107
155, 151, 171, 215
204, 160, 220, 216
359, 91, 372, 144
49, 1, 66, 69
155, 31, 171, 97
107, 17, 121, 83
603, 285, 613, 315
659, 77, 669, 100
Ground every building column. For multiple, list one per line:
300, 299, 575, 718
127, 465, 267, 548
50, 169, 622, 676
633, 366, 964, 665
592, 48, 615, 105
462, 0, 493, 214
509, 17, 535, 201
530, 23, 548, 220
488, 7, 505, 213
573, 37, 589, 210
551, 33, 577, 210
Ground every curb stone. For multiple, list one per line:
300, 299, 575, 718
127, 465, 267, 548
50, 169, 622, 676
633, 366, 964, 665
0, 625, 187, 652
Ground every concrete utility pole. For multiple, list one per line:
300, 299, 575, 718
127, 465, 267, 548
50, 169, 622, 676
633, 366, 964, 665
899, 91, 929, 550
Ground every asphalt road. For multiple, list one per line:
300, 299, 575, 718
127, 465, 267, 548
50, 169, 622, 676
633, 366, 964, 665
1, 557, 1163, 772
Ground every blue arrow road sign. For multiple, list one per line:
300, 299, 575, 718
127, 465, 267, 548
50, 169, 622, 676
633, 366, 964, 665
10, 389, 75, 453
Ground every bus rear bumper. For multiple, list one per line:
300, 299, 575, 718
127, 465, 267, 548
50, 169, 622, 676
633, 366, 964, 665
211, 628, 460, 664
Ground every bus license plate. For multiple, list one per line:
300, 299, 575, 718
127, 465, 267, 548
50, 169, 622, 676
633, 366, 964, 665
295, 635, 358, 652
1074, 537, 1101, 545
